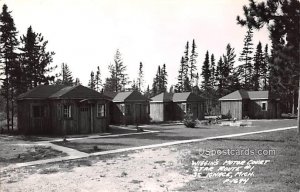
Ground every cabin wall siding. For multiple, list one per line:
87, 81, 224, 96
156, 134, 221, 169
17, 99, 109, 135
110, 101, 149, 125
221, 100, 242, 119
150, 103, 164, 122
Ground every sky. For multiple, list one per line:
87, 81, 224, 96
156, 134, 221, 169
2, 0, 270, 90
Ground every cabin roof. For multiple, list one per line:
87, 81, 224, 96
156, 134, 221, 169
17, 85, 110, 100
112, 91, 149, 102
219, 90, 273, 101
150, 92, 173, 102
150, 92, 203, 102
17, 85, 67, 99
173, 92, 203, 102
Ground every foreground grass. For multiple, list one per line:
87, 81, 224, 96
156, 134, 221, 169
176, 129, 300, 192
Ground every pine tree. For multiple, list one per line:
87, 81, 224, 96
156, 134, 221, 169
239, 27, 254, 90
144, 85, 151, 98
175, 57, 185, 92
131, 79, 138, 91
201, 51, 211, 91
261, 44, 269, 90
95, 66, 102, 92
189, 39, 198, 85
0, 4, 19, 130
253, 42, 264, 91
88, 71, 95, 90
19, 26, 56, 89
210, 54, 216, 88
215, 57, 225, 97
223, 44, 236, 92
61, 63, 74, 86
137, 62, 144, 92
160, 64, 168, 92
104, 49, 129, 92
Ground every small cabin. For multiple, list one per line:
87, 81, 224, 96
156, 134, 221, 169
104, 91, 150, 125
150, 92, 205, 122
17, 85, 111, 135
219, 90, 281, 119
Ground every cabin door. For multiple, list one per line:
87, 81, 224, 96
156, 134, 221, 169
79, 105, 90, 134
135, 104, 142, 124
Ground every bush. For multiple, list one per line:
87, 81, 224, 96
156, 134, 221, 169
183, 113, 196, 128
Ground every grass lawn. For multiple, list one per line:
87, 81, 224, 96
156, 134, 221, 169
52, 119, 297, 154
176, 129, 300, 192
0, 136, 67, 167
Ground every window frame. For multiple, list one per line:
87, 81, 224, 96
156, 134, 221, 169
63, 104, 72, 119
32, 105, 44, 118
261, 101, 267, 111
97, 103, 106, 118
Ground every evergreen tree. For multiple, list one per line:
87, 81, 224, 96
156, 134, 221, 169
253, 42, 264, 91
261, 44, 270, 90
95, 66, 102, 92
223, 44, 236, 92
189, 39, 198, 85
60, 63, 73, 86
239, 27, 254, 90
0, 4, 19, 130
19, 26, 56, 89
131, 79, 138, 91
210, 54, 216, 88
237, 0, 300, 113
215, 57, 225, 97
144, 85, 151, 98
137, 62, 144, 92
88, 71, 95, 90
104, 49, 129, 92
160, 64, 168, 92
175, 57, 185, 92
201, 51, 211, 91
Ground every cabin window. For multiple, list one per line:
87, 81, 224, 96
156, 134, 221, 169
63, 105, 72, 118
261, 102, 267, 111
125, 105, 131, 115
97, 104, 105, 117
120, 104, 125, 114
32, 105, 44, 118
181, 103, 186, 113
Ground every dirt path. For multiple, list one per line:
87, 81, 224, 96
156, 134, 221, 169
1, 147, 193, 192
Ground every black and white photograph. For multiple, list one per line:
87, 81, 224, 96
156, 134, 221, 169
0, 0, 299, 191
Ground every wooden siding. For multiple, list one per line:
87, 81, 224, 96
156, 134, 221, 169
221, 101, 243, 119
111, 102, 149, 125
173, 101, 205, 121
150, 103, 164, 122
17, 99, 109, 135
248, 100, 279, 119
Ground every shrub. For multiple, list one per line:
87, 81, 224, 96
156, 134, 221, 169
183, 113, 196, 128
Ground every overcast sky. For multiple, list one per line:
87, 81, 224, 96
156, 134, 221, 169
3, 0, 270, 89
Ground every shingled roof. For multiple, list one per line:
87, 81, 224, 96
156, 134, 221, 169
150, 92, 173, 102
17, 85, 110, 100
112, 91, 150, 102
150, 92, 203, 102
219, 90, 272, 101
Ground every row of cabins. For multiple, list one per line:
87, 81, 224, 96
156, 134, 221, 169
17, 85, 280, 135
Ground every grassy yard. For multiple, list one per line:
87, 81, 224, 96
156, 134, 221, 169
176, 129, 300, 192
0, 136, 67, 167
